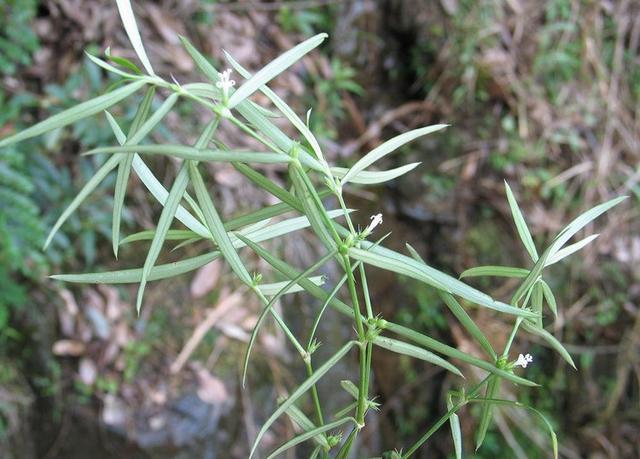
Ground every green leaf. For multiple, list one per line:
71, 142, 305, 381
439, 292, 497, 360
44, 155, 121, 249
521, 321, 576, 368
120, 229, 198, 245
405, 244, 496, 359
112, 86, 156, 257
105, 46, 143, 75
225, 51, 328, 167
330, 163, 421, 185
504, 181, 539, 262
257, 276, 325, 296
127, 92, 179, 145
87, 144, 292, 164
447, 393, 463, 459
531, 281, 544, 327
179, 35, 219, 83
104, 110, 209, 238
475, 375, 500, 451
51, 251, 220, 284
228, 33, 328, 109
131, 155, 210, 237
266, 417, 354, 459
460, 265, 530, 279
234, 162, 302, 211
384, 322, 538, 387
135, 118, 218, 312
249, 341, 357, 458
189, 162, 253, 285
540, 279, 557, 317
136, 163, 190, 313
545, 234, 599, 266
340, 380, 359, 399
115, 0, 155, 75
340, 124, 448, 185
282, 404, 331, 450
86, 52, 141, 79
349, 245, 537, 318
0, 79, 147, 148
290, 164, 339, 252
373, 336, 463, 377
512, 196, 626, 304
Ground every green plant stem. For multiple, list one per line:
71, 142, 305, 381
304, 358, 325, 427
341, 252, 368, 455
502, 317, 524, 358
336, 190, 356, 235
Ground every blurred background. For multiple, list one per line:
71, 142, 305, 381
0, 0, 639, 458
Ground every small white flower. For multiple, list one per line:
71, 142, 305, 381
216, 68, 236, 99
363, 213, 383, 235
515, 353, 533, 368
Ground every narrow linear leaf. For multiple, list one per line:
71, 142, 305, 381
384, 322, 538, 387
513, 196, 626, 304
283, 404, 331, 450
504, 181, 539, 262
115, 0, 155, 75
105, 47, 143, 75
86, 52, 141, 79
44, 155, 121, 249
127, 92, 179, 145
545, 234, 599, 266
136, 163, 190, 313
0, 79, 147, 148
447, 393, 463, 459
331, 163, 421, 185
51, 250, 220, 285
257, 276, 325, 297
532, 281, 544, 327
250, 341, 357, 458
266, 417, 354, 459
350, 246, 537, 318
189, 162, 252, 285
132, 155, 209, 237
373, 336, 463, 377
112, 86, 156, 257
226, 51, 328, 167
475, 375, 500, 451
405, 244, 496, 359
290, 164, 339, 252
340, 124, 448, 185
120, 229, 198, 245
229, 33, 328, 109
521, 321, 576, 368
540, 279, 558, 317
105, 111, 210, 237
440, 292, 497, 360
88, 144, 292, 164
460, 265, 530, 279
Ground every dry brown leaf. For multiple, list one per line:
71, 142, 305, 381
194, 364, 229, 405
190, 260, 223, 299
52, 339, 86, 356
